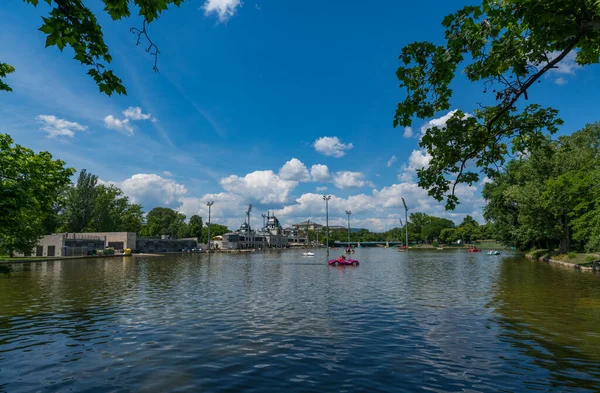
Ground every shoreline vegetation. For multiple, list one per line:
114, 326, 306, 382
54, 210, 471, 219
526, 250, 600, 271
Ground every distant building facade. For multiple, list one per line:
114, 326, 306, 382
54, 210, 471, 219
135, 236, 197, 253
16, 233, 122, 257
16, 232, 197, 257
214, 212, 289, 250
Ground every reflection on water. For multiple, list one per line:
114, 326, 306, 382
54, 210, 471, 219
1, 249, 599, 392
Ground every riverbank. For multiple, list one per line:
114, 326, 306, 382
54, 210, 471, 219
0, 253, 135, 265
525, 250, 600, 272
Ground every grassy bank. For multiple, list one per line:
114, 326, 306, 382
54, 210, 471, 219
527, 249, 600, 270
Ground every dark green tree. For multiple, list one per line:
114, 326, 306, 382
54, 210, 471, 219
440, 228, 459, 244
62, 169, 98, 232
85, 184, 144, 233
422, 217, 455, 243
394, 0, 600, 209
483, 123, 600, 252
203, 223, 230, 242
0, 134, 74, 255
188, 215, 203, 240
141, 207, 186, 238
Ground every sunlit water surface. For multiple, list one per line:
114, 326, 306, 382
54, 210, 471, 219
1, 249, 599, 392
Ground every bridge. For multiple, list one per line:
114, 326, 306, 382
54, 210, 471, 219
333, 241, 404, 247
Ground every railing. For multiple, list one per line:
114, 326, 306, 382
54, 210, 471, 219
63, 233, 104, 240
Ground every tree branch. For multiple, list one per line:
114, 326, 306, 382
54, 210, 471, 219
130, 19, 160, 72
486, 32, 585, 131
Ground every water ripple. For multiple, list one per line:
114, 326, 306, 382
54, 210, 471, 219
1, 250, 599, 392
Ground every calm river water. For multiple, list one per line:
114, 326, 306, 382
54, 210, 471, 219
1, 249, 599, 392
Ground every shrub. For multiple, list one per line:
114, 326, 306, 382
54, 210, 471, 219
433, 241, 439, 247
103, 248, 115, 256
531, 249, 549, 259
585, 256, 595, 262
568, 252, 577, 260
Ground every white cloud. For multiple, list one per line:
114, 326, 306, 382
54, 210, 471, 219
36, 115, 87, 138
279, 158, 311, 182
403, 126, 413, 138
274, 179, 484, 229
545, 50, 581, 75
310, 164, 331, 182
313, 136, 353, 158
111, 174, 188, 208
102, 161, 486, 232
397, 149, 433, 182
420, 110, 463, 138
535, 51, 581, 85
104, 107, 155, 135
408, 149, 432, 169
123, 106, 155, 121
202, 0, 242, 22
480, 176, 492, 186
219, 170, 298, 204
104, 115, 134, 135
333, 171, 369, 189
163, 171, 173, 177
387, 155, 397, 167
554, 77, 567, 86
177, 192, 242, 224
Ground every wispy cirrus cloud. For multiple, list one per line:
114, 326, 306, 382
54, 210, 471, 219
387, 155, 397, 167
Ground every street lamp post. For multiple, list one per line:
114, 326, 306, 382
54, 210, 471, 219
306, 220, 310, 247
399, 217, 404, 247
316, 227, 320, 247
323, 195, 331, 258
345, 210, 352, 247
402, 198, 409, 250
206, 201, 214, 253
246, 204, 253, 249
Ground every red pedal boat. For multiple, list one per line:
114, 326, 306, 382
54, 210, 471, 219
328, 258, 359, 266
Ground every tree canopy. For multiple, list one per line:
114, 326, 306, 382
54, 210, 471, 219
394, 0, 600, 209
483, 123, 600, 252
2, 0, 187, 96
0, 134, 74, 255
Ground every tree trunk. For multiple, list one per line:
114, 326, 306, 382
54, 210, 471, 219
558, 214, 571, 254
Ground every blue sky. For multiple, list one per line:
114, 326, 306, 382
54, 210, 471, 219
1, 0, 598, 231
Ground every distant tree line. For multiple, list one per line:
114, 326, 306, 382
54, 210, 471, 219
314, 213, 492, 246
139, 207, 229, 242
483, 123, 600, 253
0, 134, 229, 256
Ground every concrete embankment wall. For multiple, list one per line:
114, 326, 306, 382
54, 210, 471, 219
525, 253, 597, 272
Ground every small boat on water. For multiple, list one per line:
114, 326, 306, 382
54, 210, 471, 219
487, 250, 500, 255
436, 247, 444, 250
328, 258, 359, 266
345, 248, 355, 254
468, 247, 482, 252
302, 251, 315, 257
